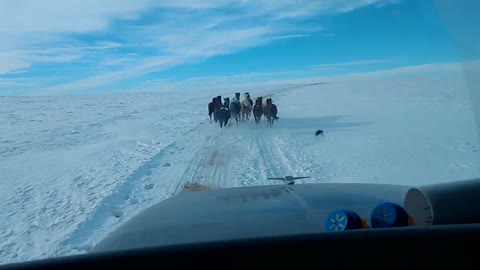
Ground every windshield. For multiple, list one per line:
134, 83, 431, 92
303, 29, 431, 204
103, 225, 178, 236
0, 0, 479, 265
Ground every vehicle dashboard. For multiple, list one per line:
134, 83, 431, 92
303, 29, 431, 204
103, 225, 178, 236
2, 178, 480, 269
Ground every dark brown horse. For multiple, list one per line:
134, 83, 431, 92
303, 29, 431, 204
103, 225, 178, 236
264, 98, 278, 127
253, 98, 263, 125
213, 96, 223, 123
230, 95, 242, 124
208, 97, 216, 123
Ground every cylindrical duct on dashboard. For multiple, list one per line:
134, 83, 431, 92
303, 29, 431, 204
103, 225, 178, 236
404, 178, 480, 226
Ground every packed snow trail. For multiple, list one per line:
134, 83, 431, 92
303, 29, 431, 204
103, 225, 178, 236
53, 85, 324, 256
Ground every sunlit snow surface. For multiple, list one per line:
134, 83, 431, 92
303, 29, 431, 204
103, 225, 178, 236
1, 70, 479, 264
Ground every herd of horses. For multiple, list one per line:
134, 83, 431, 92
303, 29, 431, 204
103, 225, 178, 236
208, 92, 279, 129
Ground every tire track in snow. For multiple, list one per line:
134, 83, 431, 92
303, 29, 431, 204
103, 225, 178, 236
56, 141, 179, 254
254, 134, 288, 184
173, 135, 219, 194
231, 134, 265, 187
176, 126, 266, 192
271, 137, 326, 183
175, 131, 237, 193
189, 125, 287, 188
253, 131, 324, 185
57, 119, 213, 255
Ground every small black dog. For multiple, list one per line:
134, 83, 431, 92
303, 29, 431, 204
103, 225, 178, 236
315, 129, 324, 136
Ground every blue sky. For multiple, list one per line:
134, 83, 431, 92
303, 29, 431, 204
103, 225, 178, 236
0, 0, 470, 95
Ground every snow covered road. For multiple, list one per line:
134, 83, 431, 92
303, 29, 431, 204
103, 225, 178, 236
1, 69, 479, 264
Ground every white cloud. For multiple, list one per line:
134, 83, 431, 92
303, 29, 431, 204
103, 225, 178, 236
340, 61, 476, 79
270, 34, 313, 40
310, 59, 394, 70
0, 54, 30, 74
0, 0, 400, 93
126, 60, 476, 93
0, 0, 153, 34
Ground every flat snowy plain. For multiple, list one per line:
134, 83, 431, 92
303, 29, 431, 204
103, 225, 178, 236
1, 65, 479, 264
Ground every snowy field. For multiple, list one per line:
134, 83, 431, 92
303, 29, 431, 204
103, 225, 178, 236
1, 67, 479, 264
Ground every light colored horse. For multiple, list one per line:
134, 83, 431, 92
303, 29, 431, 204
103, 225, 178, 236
241, 94, 252, 121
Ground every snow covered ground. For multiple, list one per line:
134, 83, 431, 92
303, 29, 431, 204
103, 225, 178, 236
1, 67, 479, 264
